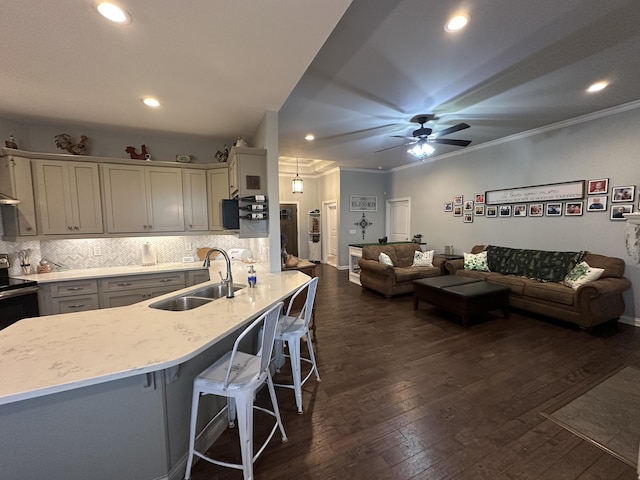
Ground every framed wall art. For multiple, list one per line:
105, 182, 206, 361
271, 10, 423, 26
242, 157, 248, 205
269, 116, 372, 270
486, 180, 584, 205
475, 193, 485, 204
612, 186, 635, 202
499, 205, 512, 217
463, 213, 473, 223
350, 195, 377, 211
546, 203, 562, 216
453, 194, 463, 205
529, 204, 543, 216
513, 204, 527, 217
486, 206, 497, 218
611, 204, 633, 220
453, 206, 463, 217
444, 202, 453, 212
463, 200, 474, 212
474, 205, 485, 216
565, 201, 583, 216
588, 178, 608, 195
587, 196, 607, 211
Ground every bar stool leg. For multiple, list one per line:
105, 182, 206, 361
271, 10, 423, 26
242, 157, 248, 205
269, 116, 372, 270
266, 373, 288, 442
184, 389, 201, 480
235, 391, 254, 480
306, 331, 321, 382
287, 338, 304, 414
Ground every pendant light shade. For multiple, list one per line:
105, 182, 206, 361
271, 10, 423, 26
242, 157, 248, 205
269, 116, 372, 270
292, 158, 303, 193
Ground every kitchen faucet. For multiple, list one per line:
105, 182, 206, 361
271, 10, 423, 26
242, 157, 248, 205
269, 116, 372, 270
203, 248, 234, 298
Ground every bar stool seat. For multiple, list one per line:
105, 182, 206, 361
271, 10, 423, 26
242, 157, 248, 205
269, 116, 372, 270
184, 302, 287, 480
274, 277, 320, 414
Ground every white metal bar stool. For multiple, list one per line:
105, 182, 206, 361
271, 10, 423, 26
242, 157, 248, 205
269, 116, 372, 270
274, 277, 320, 414
184, 302, 287, 480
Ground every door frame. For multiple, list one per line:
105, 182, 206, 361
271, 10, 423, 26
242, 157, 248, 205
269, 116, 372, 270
279, 201, 301, 257
385, 197, 411, 241
322, 199, 338, 265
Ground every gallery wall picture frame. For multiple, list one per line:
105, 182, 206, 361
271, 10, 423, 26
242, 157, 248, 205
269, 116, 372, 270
587, 196, 607, 211
499, 205, 512, 217
486, 206, 497, 218
588, 178, 608, 195
463, 200, 474, 212
565, 201, 583, 216
475, 193, 485, 204
475, 205, 485, 216
529, 203, 543, 216
463, 213, 473, 223
612, 186, 635, 203
444, 202, 453, 212
453, 206, 463, 217
486, 180, 584, 205
349, 195, 377, 211
453, 194, 463, 205
513, 204, 527, 217
611, 204, 633, 220
546, 202, 562, 216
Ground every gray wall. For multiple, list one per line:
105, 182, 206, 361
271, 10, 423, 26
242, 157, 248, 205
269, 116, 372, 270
387, 104, 640, 322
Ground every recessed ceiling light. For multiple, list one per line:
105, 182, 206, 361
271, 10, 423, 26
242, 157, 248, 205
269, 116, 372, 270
587, 81, 609, 93
96, 2, 131, 25
445, 13, 469, 32
304, 134, 315, 141
141, 97, 161, 108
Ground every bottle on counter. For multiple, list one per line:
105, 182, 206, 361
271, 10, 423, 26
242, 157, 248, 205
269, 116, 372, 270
248, 265, 257, 287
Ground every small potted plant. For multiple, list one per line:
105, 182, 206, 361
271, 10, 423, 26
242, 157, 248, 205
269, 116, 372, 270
412, 234, 423, 244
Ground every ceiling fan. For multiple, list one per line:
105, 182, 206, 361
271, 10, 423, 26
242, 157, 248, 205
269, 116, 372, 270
375, 114, 471, 156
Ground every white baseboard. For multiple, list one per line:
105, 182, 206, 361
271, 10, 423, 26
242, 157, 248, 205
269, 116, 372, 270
618, 315, 640, 327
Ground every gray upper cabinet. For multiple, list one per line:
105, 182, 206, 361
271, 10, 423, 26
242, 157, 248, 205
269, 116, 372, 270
207, 168, 229, 231
102, 164, 184, 233
182, 169, 208, 232
33, 159, 103, 235
0, 155, 37, 237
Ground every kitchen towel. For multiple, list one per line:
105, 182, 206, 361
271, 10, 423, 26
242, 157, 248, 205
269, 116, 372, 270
142, 243, 157, 266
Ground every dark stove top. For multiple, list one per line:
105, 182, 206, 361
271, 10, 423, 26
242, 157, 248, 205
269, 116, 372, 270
0, 276, 37, 292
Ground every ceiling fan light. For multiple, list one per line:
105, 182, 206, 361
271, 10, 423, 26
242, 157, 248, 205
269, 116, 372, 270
304, 133, 315, 141
408, 142, 435, 159
96, 2, 131, 25
587, 81, 608, 93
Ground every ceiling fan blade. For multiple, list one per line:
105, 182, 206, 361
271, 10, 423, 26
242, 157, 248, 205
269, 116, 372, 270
434, 138, 472, 147
391, 135, 415, 141
433, 122, 470, 138
374, 142, 412, 153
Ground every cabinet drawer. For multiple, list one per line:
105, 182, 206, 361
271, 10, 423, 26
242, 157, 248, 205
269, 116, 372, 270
51, 294, 100, 314
50, 280, 99, 298
99, 273, 186, 292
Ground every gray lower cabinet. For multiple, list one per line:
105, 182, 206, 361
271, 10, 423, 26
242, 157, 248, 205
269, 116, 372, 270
38, 279, 100, 316
98, 272, 186, 308
186, 269, 210, 287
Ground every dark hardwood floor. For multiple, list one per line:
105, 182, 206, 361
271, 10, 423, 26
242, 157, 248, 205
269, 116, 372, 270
188, 264, 640, 480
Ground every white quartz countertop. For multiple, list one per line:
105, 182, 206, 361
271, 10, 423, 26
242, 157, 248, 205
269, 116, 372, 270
0, 265, 309, 406
12, 261, 211, 283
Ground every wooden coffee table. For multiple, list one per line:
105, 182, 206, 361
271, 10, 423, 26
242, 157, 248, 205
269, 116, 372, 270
413, 276, 510, 328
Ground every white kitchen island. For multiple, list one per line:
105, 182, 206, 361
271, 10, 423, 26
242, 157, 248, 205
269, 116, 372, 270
0, 262, 310, 480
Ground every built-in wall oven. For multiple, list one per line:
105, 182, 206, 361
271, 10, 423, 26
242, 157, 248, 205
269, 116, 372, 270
0, 254, 39, 330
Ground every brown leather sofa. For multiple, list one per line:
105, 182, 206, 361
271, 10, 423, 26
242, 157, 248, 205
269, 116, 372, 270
445, 245, 631, 330
358, 243, 445, 297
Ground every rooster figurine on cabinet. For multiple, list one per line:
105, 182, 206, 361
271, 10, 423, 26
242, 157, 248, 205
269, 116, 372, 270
54, 134, 89, 155
125, 144, 149, 160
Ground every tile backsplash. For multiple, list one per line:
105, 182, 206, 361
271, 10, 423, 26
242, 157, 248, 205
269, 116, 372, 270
0, 234, 268, 276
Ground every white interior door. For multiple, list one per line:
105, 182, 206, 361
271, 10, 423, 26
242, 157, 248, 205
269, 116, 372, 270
323, 201, 338, 266
387, 198, 410, 242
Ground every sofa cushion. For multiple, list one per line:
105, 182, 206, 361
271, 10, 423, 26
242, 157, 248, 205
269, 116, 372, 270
563, 261, 604, 290
456, 270, 498, 281
463, 251, 490, 271
486, 245, 584, 282
486, 275, 527, 295
379, 252, 394, 266
395, 266, 441, 283
412, 250, 434, 267
523, 280, 576, 306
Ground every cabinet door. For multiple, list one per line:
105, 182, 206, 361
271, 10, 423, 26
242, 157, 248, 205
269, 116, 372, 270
182, 170, 208, 232
51, 294, 100, 314
228, 155, 238, 197
68, 162, 103, 234
146, 167, 184, 232
186, 270, 210, 287
102, 164, 148, 233
207, 168, 229, 231
33, 160, 74, 234
101, 289, 148, 308
0, 156, 37, 236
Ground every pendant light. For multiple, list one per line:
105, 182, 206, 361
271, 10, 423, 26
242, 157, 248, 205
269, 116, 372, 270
292, 158, 303, 193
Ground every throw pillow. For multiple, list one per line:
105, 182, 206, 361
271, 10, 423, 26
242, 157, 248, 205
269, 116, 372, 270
563, 261, 604, 289
412, 250, 434, 267
464, 251, 490, 271
379, 252, 394, 266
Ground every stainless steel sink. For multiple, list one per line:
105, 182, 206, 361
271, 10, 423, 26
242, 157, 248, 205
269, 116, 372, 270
150, 296, 213, 311
189, 283, 245, 299
149, 283, 245, 311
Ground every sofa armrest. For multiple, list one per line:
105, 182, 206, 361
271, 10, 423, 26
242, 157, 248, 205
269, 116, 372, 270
358, 258, 395, 275
576, 276, 632, 299
445, 258, 465, 275
432, 256, 447, 275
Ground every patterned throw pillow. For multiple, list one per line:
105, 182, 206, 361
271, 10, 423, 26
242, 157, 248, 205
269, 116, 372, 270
464, 251, 490, 271
379, 252, 394, 266
563, 261, 604, 289
412, 250, 434, 267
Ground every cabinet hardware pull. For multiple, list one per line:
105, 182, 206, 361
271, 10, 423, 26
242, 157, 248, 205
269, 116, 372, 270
159, 279, 172, 283
68, 304, 85, 308
67, 226, 73, 230
117, 282, 132, 286
66, 287, 83, 291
